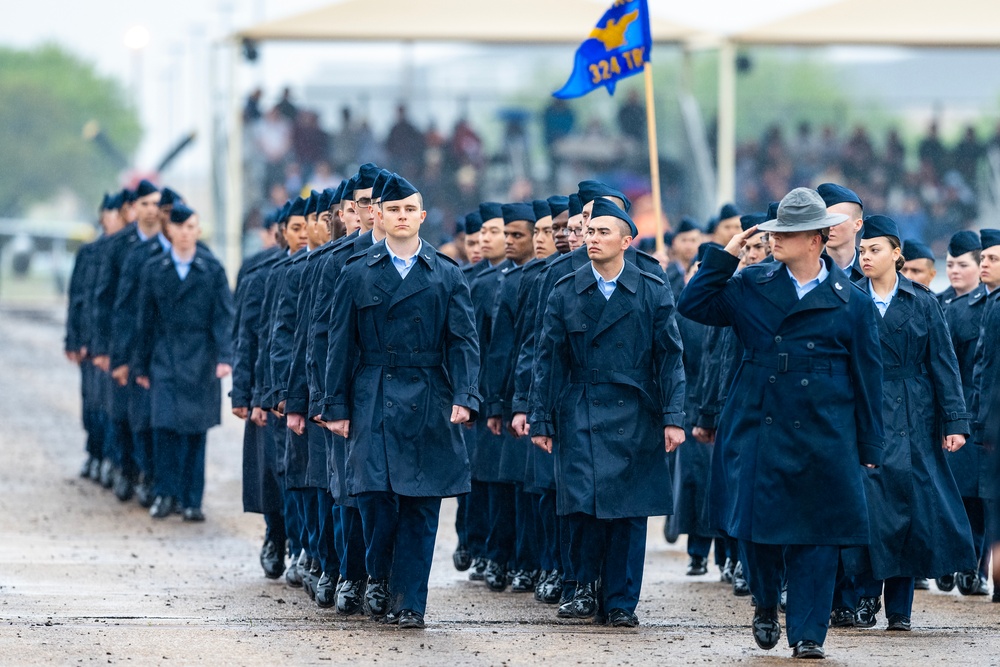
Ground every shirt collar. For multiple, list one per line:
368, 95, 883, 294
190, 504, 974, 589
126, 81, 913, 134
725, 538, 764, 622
157, 232, 172, 252
868, 273, 900, 303
386, 238, 422, 265
838, 249, 857, 272
785, 261, 829, 290
170, 248, 194, 266
136, 227, 151, 242
591, 261, 625, 286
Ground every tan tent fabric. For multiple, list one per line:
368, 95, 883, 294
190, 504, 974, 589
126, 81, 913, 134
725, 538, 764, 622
734, 0, 1000, 47
236, 0, 704, 44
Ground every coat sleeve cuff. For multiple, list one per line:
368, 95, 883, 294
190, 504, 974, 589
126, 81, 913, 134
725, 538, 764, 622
511, 396, 530, 414
285, 395, 309, 415
531, 419, 555, 438
944, 418, 971, 437
453, 393, 481, 422
857, 440, 885, 467
662, 412, 685, 429
321, 403, 350, 423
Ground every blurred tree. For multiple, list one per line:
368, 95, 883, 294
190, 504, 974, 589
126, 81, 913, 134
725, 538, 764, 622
0, 44, 140, 216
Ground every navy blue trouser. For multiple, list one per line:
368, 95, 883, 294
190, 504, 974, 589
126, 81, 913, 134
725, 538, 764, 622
300, 489, 319, 559
83, 410, 106, 460
832, 551, 859, 611
688, 535, 713, 559
132, 428, 154, 483
559, 513, 576, 597
152, 429, 206, 508
356, 492, 441, 614
485, 482, 516, 568
565, 513, 648, 613
264, 510, 286, 550
856, 574, 915, 617
106, 418, 135, 477
284, 489, 304, 558
741, 541, 838, 647
315, 489, 340, 575
515, 486, 541, 571
537, 490, 560, 572
338, 505, 367, 581
464, 480, 490, 558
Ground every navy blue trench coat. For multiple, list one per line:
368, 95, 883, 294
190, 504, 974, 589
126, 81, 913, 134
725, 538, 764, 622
530, 261, 685, 520
677, 248, 885, 546
325, 240, 480, 498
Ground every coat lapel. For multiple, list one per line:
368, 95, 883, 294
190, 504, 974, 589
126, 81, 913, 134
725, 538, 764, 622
878, 277, 915, 360
755, 263, 799, 313
388, 260, 431, 309
591, 262, 639, 338
783, 258, 850, 322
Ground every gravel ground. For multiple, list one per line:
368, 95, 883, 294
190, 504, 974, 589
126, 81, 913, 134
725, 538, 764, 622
1, 307, 999, 666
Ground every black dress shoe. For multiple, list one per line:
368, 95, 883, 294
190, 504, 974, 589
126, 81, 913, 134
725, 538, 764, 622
149, 495, 175, 519
886, 613, 911, 631
337, 578, 365, 615
829, 607, 855, 628
733, 561, 750, 597
557, 581, 598, 619
135, 482, 154, 509
182, 507, 205, 522
510, 569, 536, 592
259, 539, 285, 579
468, 557, 487, 581
534, 570, 549, 601
397, 609, 425, 629
484, 560, 508, 592
113, 474, 134, 502
686, 555, 709, 576
956, 570, 979, 595
285, 553, 304, 588
791, 640, 825, 659
752, 606, 781, 650
99, 460, 115, 488
913, 577, 930, 590
453, 545, 472, 571
721, 558, 735, 583
936, 573, 956, 592
854, 596, 881, 628
541, 571, 563, 604
315, 572, 336, 608
606, 608, 639, 627
303, 558, 321, 600
364, 578, 391, 619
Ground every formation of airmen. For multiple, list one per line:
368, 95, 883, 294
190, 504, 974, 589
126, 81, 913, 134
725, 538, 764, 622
64, 162, 1000, 659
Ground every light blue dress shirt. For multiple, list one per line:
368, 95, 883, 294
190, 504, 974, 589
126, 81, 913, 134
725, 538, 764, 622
592, 262, 624, 300
136, 227, 151, 242
157, 232, 172, 253
171, 248, 194, 281
868, 274, 900, 317
387, 239, 422, 279
786, 262, 829, 300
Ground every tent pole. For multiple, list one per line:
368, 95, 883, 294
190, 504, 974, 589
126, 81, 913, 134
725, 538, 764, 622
643, 62, 664, 254
224, 39, 244, 284
716, 40, 736, 205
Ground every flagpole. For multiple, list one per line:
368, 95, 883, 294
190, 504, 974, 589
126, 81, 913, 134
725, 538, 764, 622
643, 62, 664, 255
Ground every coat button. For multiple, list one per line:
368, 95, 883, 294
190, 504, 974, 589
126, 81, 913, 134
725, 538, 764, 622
618, 428, 625, 435
618, 400, 624, 406
593, 400, 600, 406
373, 296, 380, 302
774, 335, 782, 343
582, 324, 588, 330
616, 342, 624, 348
388, 315, 395, 321
765, 417, 773, 425
414, 317, 421, 323
593, 342, 600, 348
769, 376, 776, 383
387, 345, 394, 352
793, 421, 801, 429
806, 342, 815, 350
592, 425, 600, 433
411, 376, 419, 382
386, 401, 393, 407
896, 397, 903, 404
411, 404, 417, 411
900, 430, 906, 437
386, 374, 393, 380
588, 289, 594, 295
800, 379, 809, 387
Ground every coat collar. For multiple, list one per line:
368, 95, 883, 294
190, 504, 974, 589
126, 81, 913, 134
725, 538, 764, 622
968, 284, 989, 306
365, 238, 438, 271
573, 259, 640, 295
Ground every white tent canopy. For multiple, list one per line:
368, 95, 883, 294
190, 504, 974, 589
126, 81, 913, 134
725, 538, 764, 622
236, 0, 706, 44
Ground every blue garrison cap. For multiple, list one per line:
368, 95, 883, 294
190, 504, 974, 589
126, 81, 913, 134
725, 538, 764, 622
948, 230, 981, 257
861, 214, 900, 241
465, 211, 484, 235
547, 195, 569, 217
372, 169, 393, 201
288, 196, 308, 218
766, 201, 780, 221
591, 197, 637, 237
479, 202, 503, 222
107, 192, 124, 210
135, 179, 159, 198
277, 201, 291, 223
741, 212, 768, 231
903, 239, 934, 262
675, 216, 700, 235
343, 175, 359, 201
318, 187, 336, 212
380, 173, 420, 203
696, 242, 723, 264
532, 200, 551, 221
122, 188, 138, 204
817, 182, 863, 210
168, 203, 195, 224
263, 208, 280, 230
719, 202, 741, 220
501, 202, 536, 225
356, 163, 380, 189
568, 194, 583, 217
578, 180, 631, 212
304, 190, 320, 216
455, 217, 466, 235
100, 193, 112, 210
159, 187, 183, 207
705, 215, 720, 234
981, 229, 1000, 250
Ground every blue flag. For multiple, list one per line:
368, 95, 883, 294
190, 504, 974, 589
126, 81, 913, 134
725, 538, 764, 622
553, 0, 652, 99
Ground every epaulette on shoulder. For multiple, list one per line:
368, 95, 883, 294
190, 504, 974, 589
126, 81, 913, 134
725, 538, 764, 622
912, 281, 932, 293
344, 250, 367, 265
638, 269, 665, 285
436, 250, 459, 267
554, 272, 575, 287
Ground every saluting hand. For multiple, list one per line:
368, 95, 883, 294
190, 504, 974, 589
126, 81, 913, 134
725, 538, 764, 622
724, 225, 759, 257
532, 435, 552, 454
511, 413, 530, 438
943, 434, 966, 452
451, 405, 471, 425
664, 426, 685, 453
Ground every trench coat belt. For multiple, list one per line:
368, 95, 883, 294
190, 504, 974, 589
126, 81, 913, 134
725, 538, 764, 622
568, 368, 656, 405
360, 352, 444, 368
743, 350, 849, 375
882, 363, 928, 381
